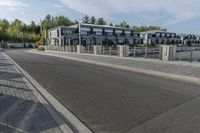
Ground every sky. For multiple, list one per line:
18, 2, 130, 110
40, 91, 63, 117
0, 0, 200, 34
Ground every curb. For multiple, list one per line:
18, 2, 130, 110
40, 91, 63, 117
4, 52, 93, 133
29, 50, 200, 86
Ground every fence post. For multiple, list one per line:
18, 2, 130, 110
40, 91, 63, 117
145, 46, 148, 59
190, 47, 193, 63
109, 46, 112, 55
134, 46, 136, 58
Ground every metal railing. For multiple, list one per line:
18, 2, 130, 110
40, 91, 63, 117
101, 46, 118, 55
45, 45, 200, 63
176, 46, 200, 62
129, 46, 160, 59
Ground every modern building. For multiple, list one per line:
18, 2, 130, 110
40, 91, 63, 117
141, 30, 181, 46
47, 23, 142, 47
178, 34, 200, 45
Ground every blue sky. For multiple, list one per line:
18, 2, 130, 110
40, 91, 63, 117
0, 0, 200, 34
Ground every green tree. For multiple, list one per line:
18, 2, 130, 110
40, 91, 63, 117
132, 25, 167, 32
82, 15, 90, 24
116, 21, 129, 28
90, 16, 96, 24
0, 19, 9, 32
109, 23, 113, 26
96, 18, 106, 25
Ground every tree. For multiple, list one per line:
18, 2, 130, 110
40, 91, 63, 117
90, 16, 96, 24
24, 21, 36, 32
109, 23, 113, 26
41, 20, 49, 39
74, 20, 79, 24
12, 19, 22, 31
0, 19, 9, 32
132, 25, 167, 32
96, 18, 106, 25
30, 21, 36, 31
45, 14, 51, 22
82, 15, 90, 24
116, 21, 129, 28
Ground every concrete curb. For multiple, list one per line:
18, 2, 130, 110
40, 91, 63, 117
29, 50, 200, 86
4, 52, 93, 133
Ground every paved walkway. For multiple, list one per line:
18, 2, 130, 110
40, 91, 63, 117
0, 52, 63, 133
32, 50, 200, 79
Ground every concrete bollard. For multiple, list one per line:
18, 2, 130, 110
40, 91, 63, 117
160, 45, 176, 61
77, 45, 85, 53
117, 45, 129, 57
93, 46, 102, 55
65, 46, 72, 52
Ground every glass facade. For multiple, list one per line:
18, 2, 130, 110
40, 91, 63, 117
48, 24, 141, 46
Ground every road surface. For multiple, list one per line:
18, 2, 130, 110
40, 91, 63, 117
6, 49, 200, 133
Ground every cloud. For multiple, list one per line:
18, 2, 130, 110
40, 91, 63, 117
59, 0, 200, 25
0, 0, 29, 10
53, 4, 63, 8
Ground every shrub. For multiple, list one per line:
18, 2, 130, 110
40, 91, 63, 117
28, 44, 33, 48
9, 45, 16, 48
37, 45, 45, 51
36, 39, 44, 47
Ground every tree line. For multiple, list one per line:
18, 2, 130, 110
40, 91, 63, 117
0, 14, 167, 43
0, 19, 41, 42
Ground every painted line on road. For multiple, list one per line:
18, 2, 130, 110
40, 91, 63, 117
4, 52, 93, 133
29, 50, 200, 86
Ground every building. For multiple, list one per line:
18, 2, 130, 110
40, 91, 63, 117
141, 30, 181, 46
47, 23, 142, 47
178, 34, 200, 45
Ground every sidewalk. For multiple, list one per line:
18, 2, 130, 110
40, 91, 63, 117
29, 50, 200, 85
0, 52, 65, 133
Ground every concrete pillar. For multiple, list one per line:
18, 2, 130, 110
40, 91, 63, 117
169, 45, 177, 61
65, 46, 71, 52
77, 45, 85, 53
117, 45, 129, 57
93, 46, 102, 55
160, 45, 176, 61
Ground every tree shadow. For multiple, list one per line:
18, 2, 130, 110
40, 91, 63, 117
0, 84, 33, 92
0, 72, 81, 133
0, 63, 13, 66
0, 71, 24, 80
0, 55, 83, 133
0, 93, 64, 133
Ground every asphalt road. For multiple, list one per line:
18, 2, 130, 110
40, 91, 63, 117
5, 49, 200, 133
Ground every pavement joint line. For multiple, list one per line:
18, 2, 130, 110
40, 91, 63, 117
29, 50, 200, 86
3, 52, 93, 133
0, 121, 28, 133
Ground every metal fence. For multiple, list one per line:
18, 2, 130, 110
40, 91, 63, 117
45, 45, 200, 63
81, 46, 119, 56
176, 46, 200, 62
83, 46, 94, 54
101, 46, 118, 55
129, 46, 160, 59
